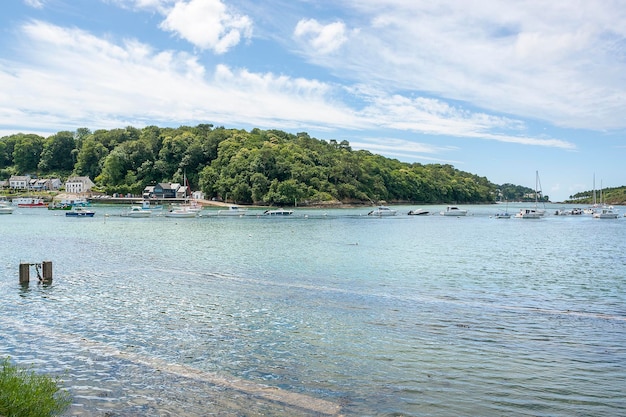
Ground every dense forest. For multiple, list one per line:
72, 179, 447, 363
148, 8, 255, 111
0, 125, 541, 206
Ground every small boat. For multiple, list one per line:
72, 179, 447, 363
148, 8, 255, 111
137, 200, 163, 212
165, 207, 197, 218
66, 207, 95, 217
368, 206, 397, 216
593, 206, 619, 219
514, 208, 543, 219
122, 205, 152, 218
264, 208, 293, 216
0, 201, 14, 214
48, 203, 72, 210
516, 171, 546, 219
217, 205, 248, 216
440, 206, 467, 216
494, 212, 511, 219
13, 197, 48, 208
408, 208, 429, 216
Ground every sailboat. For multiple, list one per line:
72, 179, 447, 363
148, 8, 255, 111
592, 180, 619, 219
515, 171, 545, 219
167, 172, 202, 216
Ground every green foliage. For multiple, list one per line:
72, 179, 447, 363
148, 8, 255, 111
0, 124, 516, 204
0, 357, 71, 417
566, 186, 626, 205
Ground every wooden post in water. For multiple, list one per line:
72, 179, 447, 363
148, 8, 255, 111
42, 261, 53, 281
19, 263, 30, 284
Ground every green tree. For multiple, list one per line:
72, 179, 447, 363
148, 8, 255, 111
74, 138, 108, 179
38, 131, 76, 172
12, 134, 44, 173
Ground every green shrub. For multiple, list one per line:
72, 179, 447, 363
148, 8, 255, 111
0, 357, 71, 417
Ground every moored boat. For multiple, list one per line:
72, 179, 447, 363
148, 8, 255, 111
592, 206, 619, 219
408, 208, 429, 216
13, 197, 48, 208
165, 207, 197, 218
368, 206, 397, 216
0, 201, 14, 214
440, 206, 467, 216
48, 202, 72, 210
66, 206, 95, 217
122, 205, 152, 218
264, 208, 293, 216
217, 205, 248, 216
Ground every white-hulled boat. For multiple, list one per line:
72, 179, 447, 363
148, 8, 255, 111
368, 206, 397, 216
122, 205, 152, 218
515, 208, 543, 219
593, 206, 619, 219
217, 205, 248, 216
0, 201, 14, 214
516, 171, 546, 219
263, 208, 293, 216
440, 206, 467, 216
165, 207, 197, 218
408, 208, 429, 216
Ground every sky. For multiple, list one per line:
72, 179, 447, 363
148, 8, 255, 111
1, 0, 625, 201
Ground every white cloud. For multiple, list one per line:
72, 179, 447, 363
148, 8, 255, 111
294, 19, 348, 54
296, 0, 626, 131
23, 0, 45, 8
159, 0, 252, 53
0, 20, 576, 152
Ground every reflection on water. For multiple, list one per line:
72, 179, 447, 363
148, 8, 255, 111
1, 204, 625, 416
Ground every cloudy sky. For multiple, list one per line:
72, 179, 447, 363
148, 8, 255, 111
2, 0, 625, 201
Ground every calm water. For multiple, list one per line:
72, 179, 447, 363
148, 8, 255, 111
1, 203, 625, 416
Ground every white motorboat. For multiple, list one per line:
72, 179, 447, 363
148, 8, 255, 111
165, 207, 197, 218
593, 206, 619, 219
122, 205, 152, 218
0, 202, 14, 214
440, 206, 467, 216
515, 208, 543, 219
368, 206, 397, 216
408, 208, 429, 216
263, 208, 293, 216
217, 205, 248, 216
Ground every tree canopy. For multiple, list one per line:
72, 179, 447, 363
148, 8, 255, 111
1, 125, 542, 205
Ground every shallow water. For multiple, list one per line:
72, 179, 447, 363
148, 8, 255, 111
1, 203, 625, 416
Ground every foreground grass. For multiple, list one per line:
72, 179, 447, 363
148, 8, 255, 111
0, 357, 71, 417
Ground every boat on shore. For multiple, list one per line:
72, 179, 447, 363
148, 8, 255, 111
440, 206, 467, 216
368, 206, 397, 216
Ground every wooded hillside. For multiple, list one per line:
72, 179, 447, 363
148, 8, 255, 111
1, 125, 540, 205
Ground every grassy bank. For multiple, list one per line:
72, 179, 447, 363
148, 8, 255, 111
0, 357, 71, 417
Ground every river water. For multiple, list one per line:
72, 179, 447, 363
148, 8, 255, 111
1, 203, 625, 416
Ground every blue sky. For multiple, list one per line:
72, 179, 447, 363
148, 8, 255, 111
1, 0, 625, 201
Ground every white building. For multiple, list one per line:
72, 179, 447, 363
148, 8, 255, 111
9, 175, 31, 190
64, 176, 95, 194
